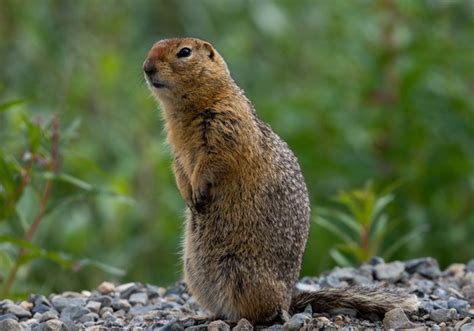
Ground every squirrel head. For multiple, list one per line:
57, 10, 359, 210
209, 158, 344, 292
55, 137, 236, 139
144, 38, 232, 109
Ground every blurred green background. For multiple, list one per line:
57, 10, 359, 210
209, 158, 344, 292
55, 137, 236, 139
1, 0, 473, 296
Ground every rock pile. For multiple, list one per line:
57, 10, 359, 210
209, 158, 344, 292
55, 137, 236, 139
0, 257, 473, 330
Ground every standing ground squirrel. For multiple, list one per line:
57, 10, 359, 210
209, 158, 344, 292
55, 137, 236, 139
144, 37, 418, 324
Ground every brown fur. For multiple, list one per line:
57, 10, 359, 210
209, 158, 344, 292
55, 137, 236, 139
144, 38, 418, 324
291, 287, 420, 317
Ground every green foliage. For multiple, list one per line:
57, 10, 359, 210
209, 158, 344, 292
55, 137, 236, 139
0, 101, 125, 297
315, 182, 424, 267
0, 0, 473, 294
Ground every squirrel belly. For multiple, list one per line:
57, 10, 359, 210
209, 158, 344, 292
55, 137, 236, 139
144, 37, 419, 324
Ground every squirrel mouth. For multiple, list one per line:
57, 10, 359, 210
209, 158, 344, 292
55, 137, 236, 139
151, 81, 167, 89
145, 76, 167, 89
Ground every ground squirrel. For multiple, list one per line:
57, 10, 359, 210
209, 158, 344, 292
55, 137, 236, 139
143, 37, 419, 323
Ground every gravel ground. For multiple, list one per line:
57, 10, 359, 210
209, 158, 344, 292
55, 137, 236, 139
1, 257, 473, 330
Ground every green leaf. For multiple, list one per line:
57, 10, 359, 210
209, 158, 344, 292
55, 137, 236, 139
19, 114, 42, 153
329, 248, 354, 267
39, 172, 134, 204
337, 243, 368, 262
370, 213, 388, 253
0, 250, 14, 273
75, 258, 125, 276
0, 235, 125, 276
371, 193, 394, 223
382, 227, 426, 259
47, 172, 94, 192
0, 99, 27, 113
61, 118, 82, 144
336, 190, 367, 226
314, 216, 357, 245
0, 235, 42, 253
316, 207, 362, 234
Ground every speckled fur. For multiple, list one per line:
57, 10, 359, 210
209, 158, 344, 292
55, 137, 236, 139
291, 287, 420, 316
144, 38, 418, 323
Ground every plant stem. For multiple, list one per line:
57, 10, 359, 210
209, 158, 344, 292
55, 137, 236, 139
361, 225, 370, 258
1, 114, 60, 297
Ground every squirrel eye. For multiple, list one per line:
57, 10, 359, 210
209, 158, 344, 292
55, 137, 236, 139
177, 47, 192, 58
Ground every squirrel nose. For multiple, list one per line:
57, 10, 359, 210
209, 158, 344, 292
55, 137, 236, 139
143, 59, 156, 76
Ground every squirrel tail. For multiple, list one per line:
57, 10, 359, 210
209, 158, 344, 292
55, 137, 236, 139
290, 287, 420, 317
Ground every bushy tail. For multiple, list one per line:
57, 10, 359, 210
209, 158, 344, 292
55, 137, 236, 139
290, 287, 419, 317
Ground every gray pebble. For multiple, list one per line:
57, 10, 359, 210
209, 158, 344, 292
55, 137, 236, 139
467, 259, 474, 273
162, 301, 182, 310
330, 267, 356, 281
433, 288, 448, 299
33, 303, 53, 314
4, 303, 32, 318
165, 293, 185, 304
32, 295, 53, 308
79, 312, 99, 323
463, 273, 474, 287
383, 307, 418, 329
39, 319, 67, 331
89, 295, 112, 307
129, 292, 148, 305
51, 295, 86, 312
416, 279, 435, 293
99, 306, 113, 316
157, 319, 185, 331
0, 318, 22, 331
24, 318, 40, 329
40, 310, 59, 322
164, 283, 186, 297
60, 306, 90, 321
461, 323, 474, 331
186, 325, 209, 331
448, 297, 469, 312
463, 285, 474, 304
260, 325, 283, 331
374, 261, 405, 281
145, 284, 163, 298
430, 308, 457, 323
0, 313, 18, 321
208, 320, 230, 331
111, 298, 131, 311
83, 321, 97, 328
405, 257, 441, 278
368, 256, 385, 265
233, 318, 254, 331
328, 308, 358, 317
432, 300, 449, 309
130, 303, 162, 315
101, 310, 114, 320
353, 275, 373, 286
51, 295, 69, 311
85, 300, 102, 313
419, 299, 435, 313
322, 275, 342, 288
283, 313, 310, 331
0, 300, 13, 308
116, 282, 139, 298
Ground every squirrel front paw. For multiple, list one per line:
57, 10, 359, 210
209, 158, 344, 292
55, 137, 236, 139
191, 180, 212, 213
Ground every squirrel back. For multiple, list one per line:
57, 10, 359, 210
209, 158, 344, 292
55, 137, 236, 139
144, 37, 418, 323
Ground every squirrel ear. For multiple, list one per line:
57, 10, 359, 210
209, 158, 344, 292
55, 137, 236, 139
203, 42, 215, 60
